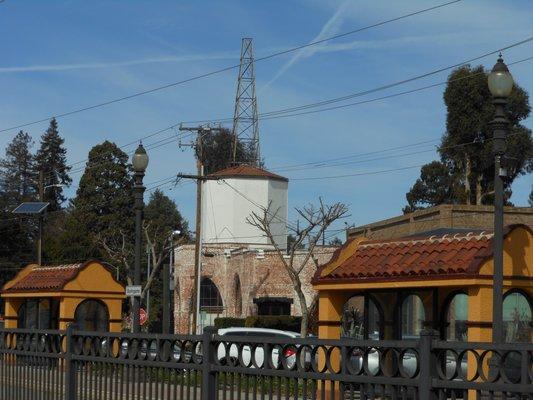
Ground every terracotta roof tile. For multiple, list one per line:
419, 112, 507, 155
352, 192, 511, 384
4, 264, 84, 292
209, 165, 288, 182
312, 226, 527, 284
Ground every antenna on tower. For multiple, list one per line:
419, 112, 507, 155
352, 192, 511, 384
231, 38, 260, 166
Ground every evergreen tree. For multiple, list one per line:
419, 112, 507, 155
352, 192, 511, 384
35, 118, 72, 211
143, 189, 189, 331
72, 140, 134, 235
59, 141, 134, 266
529, 188, 533, 207
404, 65, 532, 212
0, 131, 36, 295
403, 161, 456, 213
0, 131, 36, 205
201, 128, 261, 174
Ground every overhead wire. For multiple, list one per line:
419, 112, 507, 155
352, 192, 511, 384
181, 52, 533, 126
34, 52, 533, 185
0, 0, 463, 134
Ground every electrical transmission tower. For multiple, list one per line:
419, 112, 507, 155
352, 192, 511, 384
231, 38, 260, 166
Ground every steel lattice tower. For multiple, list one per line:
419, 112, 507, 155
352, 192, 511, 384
231, 38, 260, 165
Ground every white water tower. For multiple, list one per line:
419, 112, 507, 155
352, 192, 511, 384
201, 165, 288, 249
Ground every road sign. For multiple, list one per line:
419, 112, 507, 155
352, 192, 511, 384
125, 285, 142, 297
139, 308, 148, 325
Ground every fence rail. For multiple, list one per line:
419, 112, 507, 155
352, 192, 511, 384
0, 326, 531, 400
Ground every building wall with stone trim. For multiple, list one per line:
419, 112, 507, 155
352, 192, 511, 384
173, 244, 337, 334
347, 204, 533, 241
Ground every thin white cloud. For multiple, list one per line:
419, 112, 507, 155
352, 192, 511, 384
261, 0, 351, 91
0, 52, 238, 74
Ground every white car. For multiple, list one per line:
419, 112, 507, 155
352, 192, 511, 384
217, 327, 304, 369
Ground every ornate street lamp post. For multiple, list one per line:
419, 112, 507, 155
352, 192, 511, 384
131, 143, 149, 333
488, 54, 513, 344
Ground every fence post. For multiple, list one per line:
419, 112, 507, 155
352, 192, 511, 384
202, 326, 217, 400
419, 329, 438, 400
65, 324, 78, 400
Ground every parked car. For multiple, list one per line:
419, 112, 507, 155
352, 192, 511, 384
217, 327, 307, 370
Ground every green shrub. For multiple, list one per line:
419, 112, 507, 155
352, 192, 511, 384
214, 317, 246, 329
244, 315, 301, 333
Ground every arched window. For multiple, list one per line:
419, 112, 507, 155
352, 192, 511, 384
233, 275, 242, 316
200, 278, 223, 311
74, 300, 109, 332
199, 278, 224, 332
401, 294, 425, 339
444, 292, 468, 341
341, 295, 383, 340
503, 290, 532, 343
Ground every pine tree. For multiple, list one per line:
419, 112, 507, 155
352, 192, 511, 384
0, 131, 36, 205
35, 118, 72, 211
0, 131, 36, 291
71, 140, 134, 235
56, 141, 134, 266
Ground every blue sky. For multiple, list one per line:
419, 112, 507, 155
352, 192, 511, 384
0, 0, 532, 238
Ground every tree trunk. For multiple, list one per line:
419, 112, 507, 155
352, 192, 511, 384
294, 283, 309, 337
464, 155, 472, 205
475, 175, 483, 205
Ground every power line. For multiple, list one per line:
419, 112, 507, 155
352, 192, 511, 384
292, 164, 425, 181
35, 52, 533, 185
272, 132, 524, 173
0, 0, 462, 133
0, 176, 186, 235
181, 51, 533, 126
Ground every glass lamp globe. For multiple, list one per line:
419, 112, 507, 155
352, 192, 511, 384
132, 143, 149, 172
488, 56, 513, 98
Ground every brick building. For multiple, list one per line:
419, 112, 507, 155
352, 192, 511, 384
173, 243, 336, 333
347, 204, 533, 240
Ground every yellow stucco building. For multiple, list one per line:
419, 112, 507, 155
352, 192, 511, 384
1, 260, 125, 332
313, 224, 532, 344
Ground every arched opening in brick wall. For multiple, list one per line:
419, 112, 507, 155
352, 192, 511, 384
233, 275, 242, 316
199, 277, 224, 331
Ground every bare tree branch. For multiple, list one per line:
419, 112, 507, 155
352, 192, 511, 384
246, 199, 348, 337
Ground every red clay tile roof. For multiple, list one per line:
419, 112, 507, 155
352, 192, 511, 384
209, 165, 288, 182
3, 263, 86, 292
313, 225, 529, 284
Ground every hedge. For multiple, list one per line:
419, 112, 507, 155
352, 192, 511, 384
244, 315, 301, 333
214, 317, 246, 329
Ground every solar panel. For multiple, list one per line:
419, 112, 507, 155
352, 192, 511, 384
12, 202, 50, 214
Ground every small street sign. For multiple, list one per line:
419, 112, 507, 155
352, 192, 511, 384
125, 285, 142, 297
139, 308, 148, 326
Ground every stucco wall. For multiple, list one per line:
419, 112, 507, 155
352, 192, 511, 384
201, 177, 288, 249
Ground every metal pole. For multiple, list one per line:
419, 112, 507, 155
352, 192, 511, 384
491, 96, 507, 344
146, 246, 151, 321
163, 232, 172, 334
163, 262, 169, 333
170, 234, 175, 332
38, 170, 43, 265
132, 170, 145, 333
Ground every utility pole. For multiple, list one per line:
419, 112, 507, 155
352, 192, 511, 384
178, 124, 223, 333
163, 230, 180, 334
146, 246, 151, 324
38, 171, 43, 265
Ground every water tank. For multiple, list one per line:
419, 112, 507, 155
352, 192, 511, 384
201, 165, 288, 249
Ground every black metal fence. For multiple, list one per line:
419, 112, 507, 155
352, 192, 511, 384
0, 326, 531, 400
